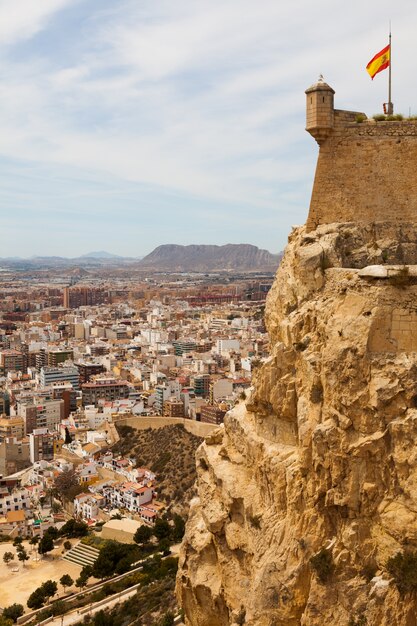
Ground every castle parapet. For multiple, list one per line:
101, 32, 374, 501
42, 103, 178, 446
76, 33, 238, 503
306, 80, 417, 230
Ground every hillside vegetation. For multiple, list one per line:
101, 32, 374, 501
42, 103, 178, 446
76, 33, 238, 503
113, 424, 203, 516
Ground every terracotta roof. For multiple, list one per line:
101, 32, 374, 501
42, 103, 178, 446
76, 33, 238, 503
6, 510, 25, 523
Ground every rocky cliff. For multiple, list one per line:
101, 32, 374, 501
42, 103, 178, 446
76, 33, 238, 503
177, 220, 417, 625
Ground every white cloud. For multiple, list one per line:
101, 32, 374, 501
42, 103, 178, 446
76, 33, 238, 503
1, 0, 417, 255
0, 0, 75, 45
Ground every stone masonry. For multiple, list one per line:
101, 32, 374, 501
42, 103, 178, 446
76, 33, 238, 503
305, 80, 417, 230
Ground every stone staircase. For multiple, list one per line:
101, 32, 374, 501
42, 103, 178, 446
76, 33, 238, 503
63, 542, 100, 568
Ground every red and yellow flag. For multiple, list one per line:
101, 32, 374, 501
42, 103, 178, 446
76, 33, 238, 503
366, 44, 390, 80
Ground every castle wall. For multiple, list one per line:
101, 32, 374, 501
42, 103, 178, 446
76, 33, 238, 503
307, 115, 417, 230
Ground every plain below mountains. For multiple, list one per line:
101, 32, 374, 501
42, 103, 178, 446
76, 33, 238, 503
138, 244, 281, 271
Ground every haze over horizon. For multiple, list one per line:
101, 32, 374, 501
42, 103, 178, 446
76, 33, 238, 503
1, 0, 416, 257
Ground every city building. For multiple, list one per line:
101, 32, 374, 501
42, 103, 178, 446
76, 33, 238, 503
200, 404, 227, 425
47, 348, 74, 367
193, 374, 211, 398
0, 438, 31, 475
163, 397, 185, 418
17, 397, 65, 434
81, 378, 130, 406
75, 361, 106, 384
0, 416, 25, 440
29, 428, 62, 463
0, 350, 25, 374
39, 365, 80, 390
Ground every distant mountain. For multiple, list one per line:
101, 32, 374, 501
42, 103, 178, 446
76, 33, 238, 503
139, 244, 281, 271
0, 254, 135, 270
80, 251, 122, 259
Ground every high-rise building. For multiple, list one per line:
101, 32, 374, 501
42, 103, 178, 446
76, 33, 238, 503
62, 286, 107, 309
163, 398, 185, 418
47, 348, 74, 367
81, 378, 130, 406
40, 366, 80, 390
193, 374, 211, 398
29, 428, 62, 463
0, 350, 25, 374
17, 397, 65, 434
75, 362, 106, 384
200, 404, 227, 425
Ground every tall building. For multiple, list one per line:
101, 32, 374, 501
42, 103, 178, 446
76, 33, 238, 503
35, 348, 47, 371
193, 374, 211, 398
62, 286, 107, 309
163, 398, 185, 418
47, 348, 74, 367
40, 366, 80, 390
29, 428, 62, 463
154, 382, 181, 415
0, 350, 25, 374
81, 378, 130, 407
200, 404, 227, 425
17, 397, 65, 434
75, 362, 106, 384
173, 339, 197, 356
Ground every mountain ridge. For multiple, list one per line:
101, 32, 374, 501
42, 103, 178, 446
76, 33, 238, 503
139, 243, 281, 271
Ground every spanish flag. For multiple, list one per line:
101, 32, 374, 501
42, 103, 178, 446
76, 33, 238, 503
366, 44, 390, 80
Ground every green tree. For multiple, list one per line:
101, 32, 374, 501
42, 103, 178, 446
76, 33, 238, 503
154, 519, 171, 541
158, 538, 171, 556
27, 588, 46, 610
38, 533, 54, 555
81, 564, 93, 579
93, 610, 115, 626
41, 579, 58, 601
2, 603, 24, 622
63, 540, 72, 550
134, 525, 153, 545
0, 616, 13, 626
75, 573, 88, 591
12, 537, 22, 547
60, 519, 88, 538
51, 600, 68, 616
45, 525, 59, 540
3, 551, 14, 565
17, 547, 29, 567
172, 514, 185, 542
45, 487, 58, 507
92, 542, 136, 579
60, 574, 74, 592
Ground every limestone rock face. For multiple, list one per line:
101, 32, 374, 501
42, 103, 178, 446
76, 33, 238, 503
177, 222, 417, 626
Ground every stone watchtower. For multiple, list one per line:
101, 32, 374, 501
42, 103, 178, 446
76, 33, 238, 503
305, 77, 417, 230
305, 76, 335, 145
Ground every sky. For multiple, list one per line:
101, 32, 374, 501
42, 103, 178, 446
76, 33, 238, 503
0, 0, 416, 258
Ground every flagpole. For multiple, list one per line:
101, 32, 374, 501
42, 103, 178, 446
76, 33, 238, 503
388, 25, 393, 114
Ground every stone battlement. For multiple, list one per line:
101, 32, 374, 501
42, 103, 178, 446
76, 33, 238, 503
305, 80, 417, 230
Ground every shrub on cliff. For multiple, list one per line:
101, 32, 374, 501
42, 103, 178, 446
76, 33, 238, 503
310, 549, 334, 583
386, 551, 417, 594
